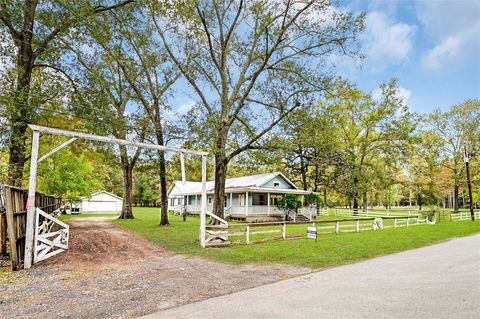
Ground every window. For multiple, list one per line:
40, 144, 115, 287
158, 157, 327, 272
273, 182, 280, 188
259, 195, 265, 205
224, 195, 228, 207
208, 196, 212, 204
239, 194, 245, 206
271, 195, 282, 206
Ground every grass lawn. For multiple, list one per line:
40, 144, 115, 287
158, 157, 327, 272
60, 213, 120, 221
113, 207, 480, 269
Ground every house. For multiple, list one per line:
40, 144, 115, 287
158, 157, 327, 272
167, 172, 316, 220
79, 191, 123, 213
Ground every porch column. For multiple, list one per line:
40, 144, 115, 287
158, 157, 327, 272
230, 192, 233, 208
267, 193, 271, 215
245, 191, 249, 216
195, 194, 198, 211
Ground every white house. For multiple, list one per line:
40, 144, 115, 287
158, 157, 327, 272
167, 172, 316, 220
80, 191, 123, 213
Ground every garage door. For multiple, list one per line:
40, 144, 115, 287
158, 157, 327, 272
87, 201, 117, 212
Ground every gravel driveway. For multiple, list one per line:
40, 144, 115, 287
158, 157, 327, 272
0, 217, 309, 319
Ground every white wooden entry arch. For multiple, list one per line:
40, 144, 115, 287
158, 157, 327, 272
24, 124, 209, 269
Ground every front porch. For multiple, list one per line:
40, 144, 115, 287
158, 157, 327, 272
171, 191, 316, 221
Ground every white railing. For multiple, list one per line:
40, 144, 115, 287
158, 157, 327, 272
238, 215, 435, 244
227, 205, 283, 215
451, 211, 480, 221
334, 209, 421, 218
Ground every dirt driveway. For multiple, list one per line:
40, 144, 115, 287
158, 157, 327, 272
0, 218, 309, 319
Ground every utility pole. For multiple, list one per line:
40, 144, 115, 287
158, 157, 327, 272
464, 143, 475, 221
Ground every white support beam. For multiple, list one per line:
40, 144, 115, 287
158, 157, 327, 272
24, 130, 40, 269
37, 138, 77, 163
28, 125, 208, 156
245, 191, 249, 216
180, 152, 186, 184
267, 192, 270, 216
200, 155, 207, 247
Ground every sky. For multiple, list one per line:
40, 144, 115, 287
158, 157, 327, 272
334, 0, 480, 114
168, 0, 480, 117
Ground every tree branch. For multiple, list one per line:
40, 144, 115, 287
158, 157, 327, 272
227, 101, 301, 161
34, 0, 135, 58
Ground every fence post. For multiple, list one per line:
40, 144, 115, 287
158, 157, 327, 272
394, 218, 397, 228
282, 223, 286, 240
4, 187, 18, 270
246, 225, 250, 244
335, 221, 340, 234
356, 219, 360, 232
406, 217, 410, 227
0, 213, 6, 255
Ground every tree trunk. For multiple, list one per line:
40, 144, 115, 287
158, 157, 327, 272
362, 192, 367, 212
299, 148, 307, 191
7, 41, 35, 186
453, 179, 459, 213
119, 160, 134, 219
313, 164, 319, 193
212, 153, 227, 220
352, 176, 359, 216
212, 125, 229, 220
157, 149, 169, 226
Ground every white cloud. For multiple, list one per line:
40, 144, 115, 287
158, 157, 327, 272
175, 100, 195, 115
361, 11, 416, 65
372, 85, 411, 107
396, 86, 411, 106
417, 0, 480, 71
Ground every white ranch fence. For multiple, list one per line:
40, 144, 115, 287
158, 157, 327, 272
451, 211, 480, 221
223, 215, 435, 245
33, 207, 69, 263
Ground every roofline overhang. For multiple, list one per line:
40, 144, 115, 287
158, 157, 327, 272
169, 186, 316, 197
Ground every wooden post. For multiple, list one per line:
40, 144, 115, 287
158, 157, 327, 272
464, 144, 475, 221
0, 213, 6, 255
200, 155, 207, 247
282, 222, 286, 239
245, 191, 249, 216
335, 221, 340, 234
406, 217, 410, 227
24, 130, 40, 269
246, 225, 250, 244
5, 187, 18, 270
356, 219, 360, 232
267, 192, 270, 216
394, 218, 397, 228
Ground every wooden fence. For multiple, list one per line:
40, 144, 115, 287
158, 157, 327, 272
0, 184, 62, 270
219, 215, 434, 245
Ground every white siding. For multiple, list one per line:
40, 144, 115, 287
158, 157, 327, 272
80, 192, 122, 213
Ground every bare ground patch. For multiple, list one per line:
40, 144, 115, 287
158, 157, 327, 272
0, 217, 310, 319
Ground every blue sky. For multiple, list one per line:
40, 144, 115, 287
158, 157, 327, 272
336, 0, 480, 114
167, 0, 480, 117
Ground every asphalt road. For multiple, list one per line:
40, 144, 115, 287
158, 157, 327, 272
142, 234, 480, 319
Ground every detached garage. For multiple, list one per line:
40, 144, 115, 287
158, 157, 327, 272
80, 191, 123, 213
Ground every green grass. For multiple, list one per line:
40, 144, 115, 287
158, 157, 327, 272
113, 207, 480, 269
60, 213, 120, 221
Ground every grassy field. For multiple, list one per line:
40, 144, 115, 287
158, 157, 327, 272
112, 207, 480, 269
60, 213, 119, 221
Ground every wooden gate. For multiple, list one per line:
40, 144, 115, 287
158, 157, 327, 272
0, 184, 62, 270
33, 208, 69, 263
